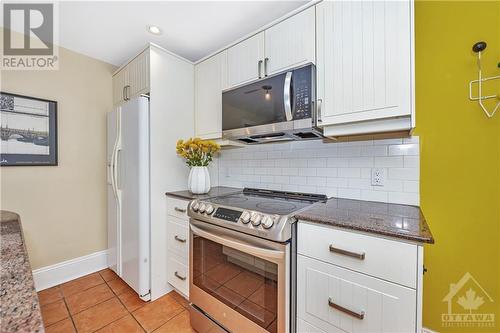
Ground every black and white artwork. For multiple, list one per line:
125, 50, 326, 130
0, 92, 58, 166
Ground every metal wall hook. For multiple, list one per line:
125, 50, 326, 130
469, 41, 500, 118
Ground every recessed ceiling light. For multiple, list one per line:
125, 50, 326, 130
147, 25, 162, 35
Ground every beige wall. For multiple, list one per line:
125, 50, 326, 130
1, 38, 116, 269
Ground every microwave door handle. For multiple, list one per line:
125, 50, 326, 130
283, 71, 293, 121
190, 224, 285, 261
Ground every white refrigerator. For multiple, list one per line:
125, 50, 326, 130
107, 96, 151, 301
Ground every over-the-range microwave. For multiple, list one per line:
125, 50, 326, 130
222, 64, 323, 144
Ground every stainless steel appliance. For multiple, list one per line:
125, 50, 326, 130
188, 188, 327, 333
222, 64, 322, 144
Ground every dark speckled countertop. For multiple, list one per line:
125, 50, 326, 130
165, 186, 242, 200
295, 198, 434, 244
1, 211, 44, 333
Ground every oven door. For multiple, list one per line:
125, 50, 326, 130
190, 219, 289, 333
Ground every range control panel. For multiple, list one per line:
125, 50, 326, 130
213, 208, 242, 223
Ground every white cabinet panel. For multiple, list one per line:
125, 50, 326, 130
166, 217, 189, 259
298, 222, 418, 288
298, 255, 416, 333
128, 50, 150, 97
166, 197, 189, 220
112, 68, 128, 106
195, 51, 227, 139
297, 318, 326, 333
227, 32, 264, 87
167, 254, 189, 297
264, 6, 315, 75
316, 0, 412, 127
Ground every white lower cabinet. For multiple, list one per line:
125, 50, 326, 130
166, 197, 190, 298
297, 255, 416, 333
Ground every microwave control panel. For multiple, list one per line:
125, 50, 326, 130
292, 65, 314, 120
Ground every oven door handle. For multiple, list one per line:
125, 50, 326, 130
190, 224, 285, 261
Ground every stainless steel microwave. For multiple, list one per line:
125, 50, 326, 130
222, 64, 322, 144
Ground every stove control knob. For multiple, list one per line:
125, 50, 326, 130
198, 203, 206, 214
261, 215, 275, 229
205, 204, 214, 215
191, 201, 200, 212
240, 211, 251, 224
251, 213, 262, 226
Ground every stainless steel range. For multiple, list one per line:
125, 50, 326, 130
188, 188, 326, 333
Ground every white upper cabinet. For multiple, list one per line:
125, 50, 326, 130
227, 32, 264, 88
226, 8, 316, 89
316, 0, 414, 135
112, 49, 150, 106
264, 6, 315, 76
195, 51, 228, 139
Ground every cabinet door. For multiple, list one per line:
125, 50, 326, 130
227, 32, 264, 88
128, 50, 150, 98
316, 0, 412, 126
297, 255, 416, 333
195, 51, 227, 139
264, 6, 315, 75
112, 68, 128, 106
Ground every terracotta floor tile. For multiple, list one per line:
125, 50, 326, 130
72, 298, 128, 333
96, 314, 144, 333
224, 271, 264, 298
65, 283, 114, 314
153, 311, 195, 333
60, 272, 104, 297
38, 286, 63, 306
117, 289, 147, 312
133, 294, 184, 332
99, 268, 119, 282
45, 318, 76, 333
169, 291, 189, 309
41, 299, 69, 326
107, 277, 134, 295
205, 262, 242, 285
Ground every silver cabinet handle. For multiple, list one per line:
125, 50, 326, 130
174, 207, 186, 213
174, 235, 186, 243
283, 71, 293, 121
122, 86, 126, 101
174, 271, 186, 281
264, 58, 269, 77
317, 99, 323, 124
258, 60, 263, 79
328, 298, 365, 319
329, 244, 365, 260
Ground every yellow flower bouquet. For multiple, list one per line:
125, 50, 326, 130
176, 137, 220, 167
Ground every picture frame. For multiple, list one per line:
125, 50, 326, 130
0, 92, 58, 166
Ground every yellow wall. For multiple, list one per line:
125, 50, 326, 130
0, 31, 116, 269
415, 1, 500, 331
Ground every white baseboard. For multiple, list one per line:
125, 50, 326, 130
422, 328, 439, 333
32, 250, 108, 291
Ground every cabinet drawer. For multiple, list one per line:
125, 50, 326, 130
297, 318, 326, 333
298, 222, 418, 288
167, 254, 189, 297
166, 197, 190, 220
167, 218, 189, 259
297, 255, 416, 333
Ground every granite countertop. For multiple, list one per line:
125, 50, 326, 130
1, 211, 44, 333
295, 198, 434, 244
165, 186, 242, 200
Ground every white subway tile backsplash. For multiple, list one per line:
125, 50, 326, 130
217, 137, 420, 205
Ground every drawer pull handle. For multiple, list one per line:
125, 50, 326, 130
329, 244, 365, 260
174, 271, 186, 281
174, 235, 187, 243
328, 298, 365, 320
174, 207, 187, 213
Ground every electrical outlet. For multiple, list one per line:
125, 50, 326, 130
371, 168, 385, 186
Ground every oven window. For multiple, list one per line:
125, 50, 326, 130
193, 235, 278, 333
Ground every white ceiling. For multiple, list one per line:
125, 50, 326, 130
57, 1, 308, 66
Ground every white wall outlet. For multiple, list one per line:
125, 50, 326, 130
371, 168, 386, 186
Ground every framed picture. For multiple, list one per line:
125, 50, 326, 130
0, 92, 58, 166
